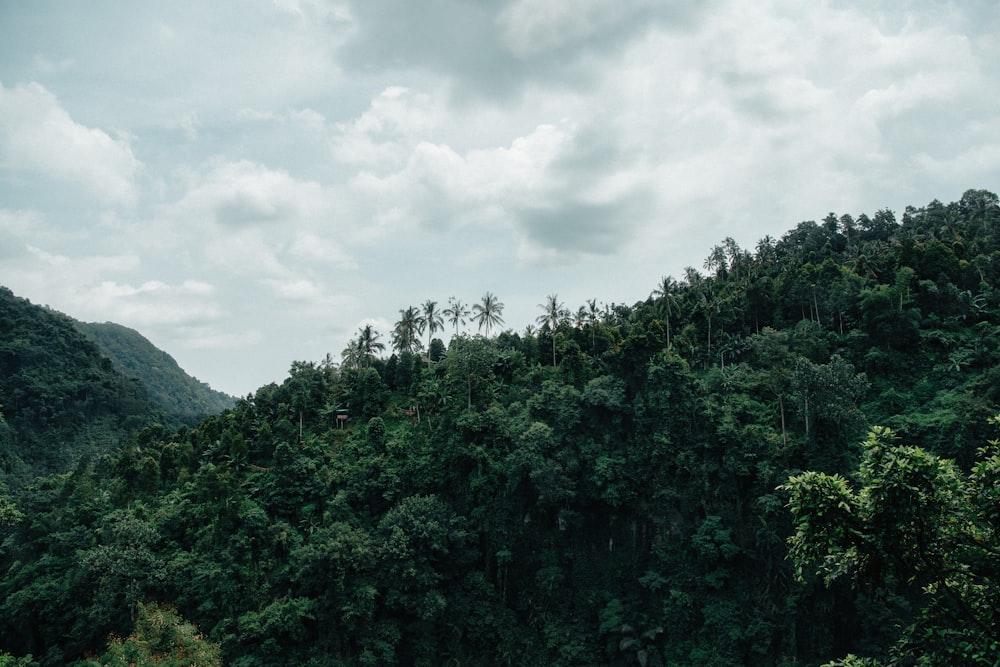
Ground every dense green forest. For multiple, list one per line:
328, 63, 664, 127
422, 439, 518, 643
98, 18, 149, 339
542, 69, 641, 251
0, 189, 998, 665
74, 321, 235, 422
0, 290, 234, 489
0, 288, 162, 484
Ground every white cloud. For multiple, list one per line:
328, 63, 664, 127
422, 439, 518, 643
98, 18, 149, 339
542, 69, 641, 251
287, 231, 357, 269
174, 159, 329, 227
201, 229, 290, 278
0, 82, 140, 204
80, 280, 222, 328
341, 109, 652, 262
262, 277, 323, 301
26, 245, 140, 276
332, 86, 443, 167
344, 117, 575, 225
0, 209, 39, 259
163, 158, 360, 294
172, 324, 264, 351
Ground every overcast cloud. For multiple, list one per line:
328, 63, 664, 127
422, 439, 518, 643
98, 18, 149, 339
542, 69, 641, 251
1, 0, 998, 396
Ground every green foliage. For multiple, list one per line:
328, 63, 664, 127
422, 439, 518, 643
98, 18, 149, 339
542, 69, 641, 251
80, 602, 221, 666
74, 321, 235, 421
2, 190, 999, 665
783, 423, 1000, 665
0, 287, 164, 484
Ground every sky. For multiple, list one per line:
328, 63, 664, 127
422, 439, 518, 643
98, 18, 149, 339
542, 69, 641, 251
1, 0, 998, 397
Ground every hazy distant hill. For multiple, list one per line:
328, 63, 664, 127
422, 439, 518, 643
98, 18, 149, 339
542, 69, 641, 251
0, 286, 161, 482
74, 321, 235, 422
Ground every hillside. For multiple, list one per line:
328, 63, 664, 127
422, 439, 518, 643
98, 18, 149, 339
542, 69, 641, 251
0, 287, 162, 484
74, 321, 235, 423
0, 189, 998, 666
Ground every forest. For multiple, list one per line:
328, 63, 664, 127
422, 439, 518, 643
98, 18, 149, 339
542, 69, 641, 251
0, 188, 998, 665
73, 320, 235, 423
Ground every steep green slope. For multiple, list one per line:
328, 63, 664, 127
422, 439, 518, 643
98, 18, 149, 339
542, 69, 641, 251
74, 321, 235, 423
0, 287, 161, 484
0, 189, 997, 666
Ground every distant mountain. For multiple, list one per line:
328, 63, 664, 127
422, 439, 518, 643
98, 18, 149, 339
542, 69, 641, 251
73, 321, 236, 423
0, 286, 162, 483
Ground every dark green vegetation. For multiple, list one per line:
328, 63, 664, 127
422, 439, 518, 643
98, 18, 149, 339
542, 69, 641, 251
0, 288, 161, 483
0, 289, 234, 489
74, 321, 235, 422
0, 188, 998, 665
784, 425, 1000, 665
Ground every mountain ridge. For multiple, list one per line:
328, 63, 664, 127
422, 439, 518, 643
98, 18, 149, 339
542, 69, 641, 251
73, 320, 235, 423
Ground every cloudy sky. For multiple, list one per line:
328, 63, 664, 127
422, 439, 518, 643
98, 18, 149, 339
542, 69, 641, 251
1, 1, 998, 396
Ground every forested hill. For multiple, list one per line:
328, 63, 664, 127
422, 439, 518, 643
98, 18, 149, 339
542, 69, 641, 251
0, 189, 998, 666
0, 287, 162, 484
74, 321, 235, 422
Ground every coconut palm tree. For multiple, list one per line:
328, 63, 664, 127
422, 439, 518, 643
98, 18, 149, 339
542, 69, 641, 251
444, 296, 469, 333
421, 300, 444, 362
473, 292, 505, 338
392, 306, 423, 355
357, 324, 385, 367
537, 293, 567, 366
704, 244, 728, 279
341, 337, 363, 369
650, 276, 678, 351
684, 266, 717, 366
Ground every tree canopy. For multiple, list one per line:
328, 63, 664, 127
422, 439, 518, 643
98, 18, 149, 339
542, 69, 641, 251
0, 189, 998, 665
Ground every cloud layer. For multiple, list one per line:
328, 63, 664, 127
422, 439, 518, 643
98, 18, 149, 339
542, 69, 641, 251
0, 82, 139, 204
0, 0, 997, 395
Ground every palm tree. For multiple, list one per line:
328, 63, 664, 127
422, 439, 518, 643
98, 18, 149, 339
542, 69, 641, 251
421, 300, 444, 362
357, 324, 385, 367
584, 298, 600, 352
684, 266, 717, 367
340, 337, 362, 369
473, 292, 505, 338
392, 306, 423, 355
704, 244, 728, 279
444, 296, 469, 333
537, 293, 567, 366
755, 235, 778, 272
650, 276, 678, 351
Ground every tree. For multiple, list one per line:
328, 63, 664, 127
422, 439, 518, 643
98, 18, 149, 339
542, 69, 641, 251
536, 294, 567, 366
704, 244, 729, 279
684, 266, 719, 366
651, 276, 679, 351
782, 423, 1000, 665
79, 509, 166, 627
444, 336, 496, 410
341, 337, 363, 369
392, 307, 423, 355
583, 298, 601, 352
357, 324, 385, 368
0, 651, 35, 666
421, 300, 444, 365
82, 602, 221, 667
472, 292, 505, 338
444, 297, 469, 334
